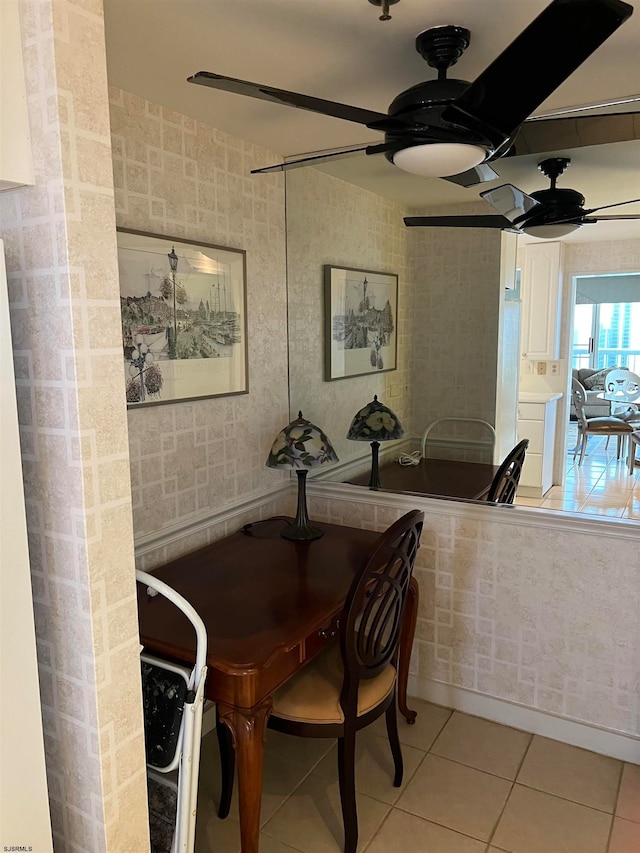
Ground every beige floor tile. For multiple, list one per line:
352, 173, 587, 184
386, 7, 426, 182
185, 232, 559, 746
365, 809, 486, 853
608, 817, 640, 853
194, 808, 241, 853
616, 763, 640, 823
430, 711, 531, 780
197, 730, 318, 826
540, 497, 582, 510
577, 496, 628, 515
313, 731, 425, 804
264, 728, 334, 770
262, 771, 390, 853
395, 754, 511, 841
492, 785, 612, 853
259, 839, 306, 853
370, 698, 452, 752
517, 736, 622, 812
578, 503, 626, 517
545, 485, 570, 498
514, 497, 544, 507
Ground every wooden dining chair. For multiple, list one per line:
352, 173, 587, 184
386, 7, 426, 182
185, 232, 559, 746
218, 509, 424, 853
486, 438, 529, 504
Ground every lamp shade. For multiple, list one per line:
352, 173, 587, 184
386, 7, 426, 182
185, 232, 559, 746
266, 412, 338, 540
346, 395, 404, 442
347, 395, 404, 490
267, 412, 338, 470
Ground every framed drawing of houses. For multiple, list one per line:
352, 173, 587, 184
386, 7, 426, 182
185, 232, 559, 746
324, 265, 398, 381
117, 229, 248, 408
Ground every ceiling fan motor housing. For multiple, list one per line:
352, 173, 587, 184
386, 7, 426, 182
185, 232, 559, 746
525, 187, 587, 227
383, 79, 499, 166
383, 26, 499, 166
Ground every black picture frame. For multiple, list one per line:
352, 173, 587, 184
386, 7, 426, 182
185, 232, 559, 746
324, 264, 398, 381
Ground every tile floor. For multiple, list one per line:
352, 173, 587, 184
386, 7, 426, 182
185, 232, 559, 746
514, 423, 639, 519
192, 699, 639, 853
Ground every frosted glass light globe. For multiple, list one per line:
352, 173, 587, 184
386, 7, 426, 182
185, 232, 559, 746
393, 143, 487, 178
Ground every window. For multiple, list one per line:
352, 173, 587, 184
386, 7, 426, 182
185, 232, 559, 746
572, 274, 640, 372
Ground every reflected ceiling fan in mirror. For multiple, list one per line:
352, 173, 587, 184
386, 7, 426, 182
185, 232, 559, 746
187, 0, 634, 187
404, 156, 640, 238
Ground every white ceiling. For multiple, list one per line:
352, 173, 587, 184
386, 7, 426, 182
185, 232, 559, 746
103, 0, 640, 244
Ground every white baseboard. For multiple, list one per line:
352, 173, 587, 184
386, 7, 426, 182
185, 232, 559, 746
202, 682, 639, 764
408, 676, 640, 764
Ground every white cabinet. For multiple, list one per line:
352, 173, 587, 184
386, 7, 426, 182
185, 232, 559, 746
517, 393, 561, 497
520, 241, 563, 360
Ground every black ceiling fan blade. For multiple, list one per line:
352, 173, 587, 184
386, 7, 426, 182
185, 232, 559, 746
582, 198, 640, 215
251, 132, 466, 174
404, 215, 518, 230
251, 146, 371, 174
188, 71, 391, 127
442, 163, 500, 188
510, 111, 640, 156
442, 0, 633, 142
591, 214, 640, 220
479, 184, 540, 223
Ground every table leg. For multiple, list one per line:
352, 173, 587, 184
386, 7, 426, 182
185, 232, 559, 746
398, 576, 419, 724
217, 698, 272, 853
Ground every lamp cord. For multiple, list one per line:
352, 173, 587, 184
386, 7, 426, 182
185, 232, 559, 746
396, 451, 422, 466
240, 515, 291, 534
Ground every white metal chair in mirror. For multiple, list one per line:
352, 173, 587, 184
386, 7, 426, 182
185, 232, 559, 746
420, 417, 496, 462
571, 378, 635, 474
603, 368, 640, 425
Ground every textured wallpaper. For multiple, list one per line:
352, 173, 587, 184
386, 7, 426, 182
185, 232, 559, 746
408, 205, 504, 461
308, 493, 639, 740
286, 167, 413, 468
109, 89, 292, 547
1, 1, 148, 850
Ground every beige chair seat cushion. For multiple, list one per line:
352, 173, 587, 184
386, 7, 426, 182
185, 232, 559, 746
271, 643, 396, 725
582, 417, 633, 434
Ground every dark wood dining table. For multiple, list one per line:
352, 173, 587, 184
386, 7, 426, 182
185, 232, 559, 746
346, 456, 499, 500
136, 517, 419, 853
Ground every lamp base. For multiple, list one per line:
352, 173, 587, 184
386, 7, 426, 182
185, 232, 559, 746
368, 440, 381, 490
280, 522, 323, 541
282, 469, 324, 541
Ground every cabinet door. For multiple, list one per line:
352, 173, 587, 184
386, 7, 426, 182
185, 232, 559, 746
521, 242, 563, 360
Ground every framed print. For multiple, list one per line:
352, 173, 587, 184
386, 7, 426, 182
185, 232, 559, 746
324, 265, 398, 381
117, 228, 248, 408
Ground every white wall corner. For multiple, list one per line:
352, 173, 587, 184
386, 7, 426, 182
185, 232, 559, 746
0, 0, 35, 190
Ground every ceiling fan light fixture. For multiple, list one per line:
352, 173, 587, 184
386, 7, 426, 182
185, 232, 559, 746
392, 143, 487, 179
523, 222, 582, 239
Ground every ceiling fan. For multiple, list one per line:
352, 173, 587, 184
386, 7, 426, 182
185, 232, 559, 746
187, 0, 634, 187
404, 156, 640, 237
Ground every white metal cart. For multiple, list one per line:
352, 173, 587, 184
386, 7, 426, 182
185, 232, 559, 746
137, 570, 208, 853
